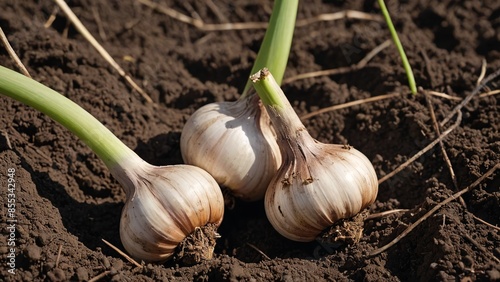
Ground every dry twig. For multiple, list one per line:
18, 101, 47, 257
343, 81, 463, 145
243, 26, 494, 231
0, 130, 13, 150
472, 216, 500, 232
365, 209, 409, 220
246, 243, 271, 261
369, 163, 499, 257
424, 92, 459, 191
301, 92, 401, 120
0, 27, 31, 77
378, 111, 462, 185
284, 39, 392, 84
55, 244, 63, 268
476, 59, 487, 86
52, 0, 152, 103
88, 270, 111, 282
102, 239, 143, 269
138, 0, 381, 31
440, 68, 500, 126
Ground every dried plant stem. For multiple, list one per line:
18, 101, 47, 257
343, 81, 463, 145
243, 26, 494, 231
476, 59, 487, 86
378, 111, 462, 185
295, 10, 382, 26
472, 216, 500, 232
0, 130, 12, 150
284, 39, 391, 84
44, 7, 59, 28
365, 209, 409, 220
424, 92, 459, 191
301, 92, 401, 120
0, 27, 31, 77
369, 163, 499, 257
137, 0, 381, 31
440, 68, 500, 126
88, 270, 111, 282
301, 89, 498, 121
55, 244, 63, 268
102, 239, 143, 269
52, 0, 152, 103
246, 243, 271, 261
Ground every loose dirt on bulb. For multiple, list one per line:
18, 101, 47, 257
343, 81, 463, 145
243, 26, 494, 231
0, 0, 498, 281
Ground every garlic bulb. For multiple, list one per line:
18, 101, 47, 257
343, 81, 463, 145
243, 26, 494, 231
180, 93, 281, 201
251, 69, 378, 242
111, 155, 224, 263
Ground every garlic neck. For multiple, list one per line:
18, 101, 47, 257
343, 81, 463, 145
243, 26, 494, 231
265, 104, 315, 185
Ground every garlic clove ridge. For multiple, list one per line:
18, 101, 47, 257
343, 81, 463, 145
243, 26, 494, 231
265, 140, 378, 242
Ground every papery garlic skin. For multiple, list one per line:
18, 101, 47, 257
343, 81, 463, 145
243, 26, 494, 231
252, 68, 378, 242
111, 156, 224, 262
180, 94, 281, 201
265, 138, 379, 242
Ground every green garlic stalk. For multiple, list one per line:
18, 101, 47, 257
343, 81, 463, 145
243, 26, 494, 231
0, 65, 224, 263
180, 0, 298, 201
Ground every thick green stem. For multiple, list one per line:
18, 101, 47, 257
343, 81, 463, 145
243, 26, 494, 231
251, 68, 306, 138
378, 0, 417, 94
241, 0, 298, 97
0, 65, 138, 168
250, 68, 285, 109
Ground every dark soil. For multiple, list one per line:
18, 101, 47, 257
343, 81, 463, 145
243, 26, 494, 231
1, 0, 499, 281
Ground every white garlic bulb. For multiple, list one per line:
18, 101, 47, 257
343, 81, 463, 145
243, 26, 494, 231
180, 93, 282, 201
251, 69, 379, 242
111, 155, 224, 263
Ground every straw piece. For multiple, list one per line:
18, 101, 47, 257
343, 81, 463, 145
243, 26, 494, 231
53, 0, 152, 103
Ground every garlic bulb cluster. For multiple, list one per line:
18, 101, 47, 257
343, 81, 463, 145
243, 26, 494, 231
111, 155, 224, 263
180, 93, 282, 201
251, 69, 379, 242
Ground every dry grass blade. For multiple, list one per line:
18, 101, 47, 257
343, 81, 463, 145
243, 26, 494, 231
295, 10, 383, 27
476, 58, 487, 86
479, 89, 500, 97
378, 111, 462, 184
284, 39, 392, 84
55, 244, 63, 268
0, 130, 13, 150
0, 27, 31, 77
440, 68, 500, 126
88, 270, 111, 282
247, 243, 271, 261
301, 92, 401, 120
101, 239, 143, 269
365, 209, 409, 220
369, 163, 499, 257
472, 215, 500, 232
137, 0, 266, 30
427, 90, 462, 101
424, 92, 459, 191
138, 0, 381, 31
53, 0, 152, 103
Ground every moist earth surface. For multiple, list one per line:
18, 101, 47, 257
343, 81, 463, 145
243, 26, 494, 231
0, 0, 499, 281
